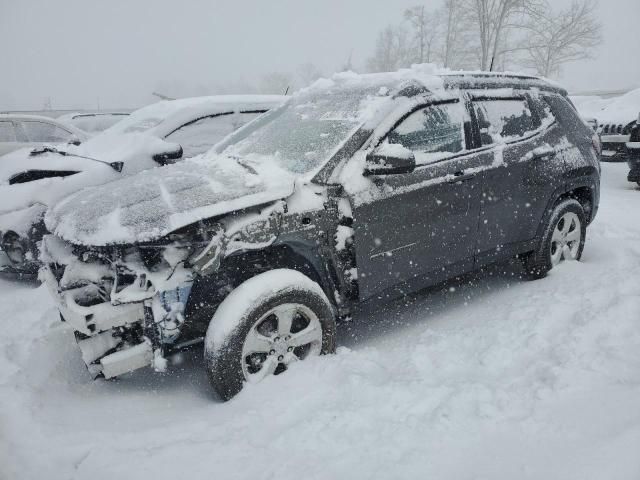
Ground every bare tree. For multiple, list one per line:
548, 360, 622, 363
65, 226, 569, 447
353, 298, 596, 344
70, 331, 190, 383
366, 25, 414, 72
466, 0, 544, 70
404, 6, 442, 64
440, 0, 476, 69
521, 0, 601, 77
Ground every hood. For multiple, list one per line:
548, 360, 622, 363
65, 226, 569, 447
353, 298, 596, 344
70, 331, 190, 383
45, 154, 295, 246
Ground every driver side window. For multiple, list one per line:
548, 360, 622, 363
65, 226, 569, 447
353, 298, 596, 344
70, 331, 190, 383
386, 102, 466, 165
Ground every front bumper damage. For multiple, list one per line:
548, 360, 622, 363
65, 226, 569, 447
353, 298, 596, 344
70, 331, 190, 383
41, 201, 286, 379
41, 235, 197, 379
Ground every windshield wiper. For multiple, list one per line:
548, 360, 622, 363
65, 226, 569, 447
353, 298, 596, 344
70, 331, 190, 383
29, 146, 124, 172
229, 155, 258, 175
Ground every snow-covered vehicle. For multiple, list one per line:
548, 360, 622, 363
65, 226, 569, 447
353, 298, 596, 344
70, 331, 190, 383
56, 112, 130, 134
0, 114, 88, 157
41, 66, 600, 400
626, 115, 640, 186
595, 88, 640, 161
0, 95, 285, 275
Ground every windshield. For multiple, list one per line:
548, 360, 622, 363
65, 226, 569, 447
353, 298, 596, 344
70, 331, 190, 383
218, 85, 386, 174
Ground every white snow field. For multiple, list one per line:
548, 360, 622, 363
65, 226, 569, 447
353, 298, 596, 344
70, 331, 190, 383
1, 163, 639, 480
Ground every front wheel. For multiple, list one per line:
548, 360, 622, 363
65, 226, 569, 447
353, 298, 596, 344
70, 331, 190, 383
521, 199, 586, 279
204, 269, 336, 401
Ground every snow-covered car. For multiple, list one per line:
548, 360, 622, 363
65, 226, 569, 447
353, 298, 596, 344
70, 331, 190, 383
40, 66, 600, 400
0, 95, 285, 275
56, 112, 130, 134
595, 88, 640, 161
0, 114, 88, 157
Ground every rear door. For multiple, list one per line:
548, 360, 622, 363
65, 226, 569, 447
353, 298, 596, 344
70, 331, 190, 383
350, 99, 488, 301
471, 93, 567, 264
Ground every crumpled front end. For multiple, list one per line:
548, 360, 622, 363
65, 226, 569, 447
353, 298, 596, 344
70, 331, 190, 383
40, 234, 200, 379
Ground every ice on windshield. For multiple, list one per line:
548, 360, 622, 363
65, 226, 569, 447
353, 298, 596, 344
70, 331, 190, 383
221, 85, 390, 174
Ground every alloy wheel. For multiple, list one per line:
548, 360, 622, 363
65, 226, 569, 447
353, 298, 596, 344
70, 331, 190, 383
241, 303, 323, 382
550, 212, 582, 266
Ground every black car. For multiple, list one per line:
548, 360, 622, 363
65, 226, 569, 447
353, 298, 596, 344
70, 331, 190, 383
627, 118, 640, 186
41, 69, 601, 400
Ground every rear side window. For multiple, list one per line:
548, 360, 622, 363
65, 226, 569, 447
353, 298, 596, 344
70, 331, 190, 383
543, 95, 591, 138
0, 121, 17, 142
20, 121, 72, 143
385, 102, 466, 165
472, 99, 536, 145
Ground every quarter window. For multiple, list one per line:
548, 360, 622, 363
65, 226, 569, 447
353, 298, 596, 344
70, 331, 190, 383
385, 102, 466, 165
472, 99, 536, 145
20, 121, 72, 143
0, 121, 17, 142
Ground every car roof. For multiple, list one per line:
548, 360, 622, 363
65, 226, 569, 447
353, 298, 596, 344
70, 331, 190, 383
0, 113, 72, 123
57, 112, 130, 121
439, 72, 567, 96
299, 67, 567, 103
106, 94, 288, 137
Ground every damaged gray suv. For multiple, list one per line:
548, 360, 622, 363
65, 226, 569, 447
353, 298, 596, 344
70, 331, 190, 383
42, 67, 601, 400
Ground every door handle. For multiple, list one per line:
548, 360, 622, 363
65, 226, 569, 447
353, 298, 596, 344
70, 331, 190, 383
531, 150, 554, 162
448, 171, 475, 183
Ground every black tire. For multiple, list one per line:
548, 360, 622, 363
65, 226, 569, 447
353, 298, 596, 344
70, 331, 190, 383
521, 198, 587, 280
204, 269, 336, 401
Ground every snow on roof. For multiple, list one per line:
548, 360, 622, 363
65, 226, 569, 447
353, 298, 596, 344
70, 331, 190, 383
301, 65, 561, 99
106, 95, 287, 138
0, 113, 71, 123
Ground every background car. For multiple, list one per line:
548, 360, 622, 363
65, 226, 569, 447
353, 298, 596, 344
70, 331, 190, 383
626, 115, 640, 186
56, 112, 130, 134
595, 88, 640, 161
0, 114, 88, 157
0, 94, 286, 275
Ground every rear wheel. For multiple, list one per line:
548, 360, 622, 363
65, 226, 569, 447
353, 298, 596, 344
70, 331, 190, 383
521, 199, 586, 279
204, 269, 336, 401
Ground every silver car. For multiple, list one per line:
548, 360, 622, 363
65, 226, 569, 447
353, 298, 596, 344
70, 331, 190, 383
0, 114, 88, 157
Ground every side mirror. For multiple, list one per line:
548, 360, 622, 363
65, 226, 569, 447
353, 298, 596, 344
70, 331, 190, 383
153, 144, 183, 165
364, 144, 416, 176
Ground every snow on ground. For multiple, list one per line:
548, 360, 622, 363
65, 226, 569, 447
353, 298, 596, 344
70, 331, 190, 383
1, 163, 640, 480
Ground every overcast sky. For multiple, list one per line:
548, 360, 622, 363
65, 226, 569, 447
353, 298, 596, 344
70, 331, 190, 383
1, 0, 639, 111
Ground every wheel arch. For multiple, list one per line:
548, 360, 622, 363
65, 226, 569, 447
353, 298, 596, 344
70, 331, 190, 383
536, 180, 597, 239
183, 241, 339, 336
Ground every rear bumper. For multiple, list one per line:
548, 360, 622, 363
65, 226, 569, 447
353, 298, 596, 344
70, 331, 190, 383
600, 135, 631, 162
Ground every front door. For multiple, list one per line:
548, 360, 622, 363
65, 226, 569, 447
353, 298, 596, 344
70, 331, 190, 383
349, 100, 489, 301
